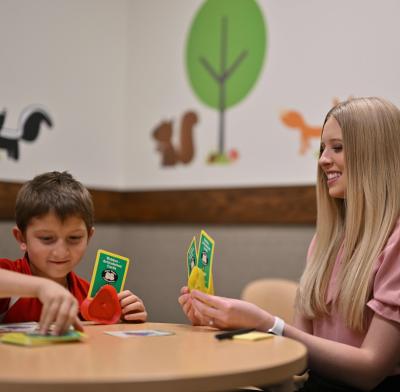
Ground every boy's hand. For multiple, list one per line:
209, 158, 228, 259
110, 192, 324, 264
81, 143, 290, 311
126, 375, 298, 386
36, 279, 83, 335
118, 290, 147, 322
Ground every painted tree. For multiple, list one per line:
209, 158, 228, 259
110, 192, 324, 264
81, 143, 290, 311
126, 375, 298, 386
186, 0, 267, 160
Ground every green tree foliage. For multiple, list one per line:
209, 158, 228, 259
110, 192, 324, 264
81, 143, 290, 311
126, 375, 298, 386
186, 0, 267, 156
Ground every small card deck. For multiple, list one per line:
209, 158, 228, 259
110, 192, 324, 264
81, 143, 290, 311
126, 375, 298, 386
0, 330, 85, 346
187, 230, 215, 294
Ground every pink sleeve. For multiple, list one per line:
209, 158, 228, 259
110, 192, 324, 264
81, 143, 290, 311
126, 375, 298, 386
367, 228, 400, 324
306, 234, 317, 260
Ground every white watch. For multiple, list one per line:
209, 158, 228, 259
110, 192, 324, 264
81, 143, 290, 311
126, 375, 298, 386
268, 316, 285, 336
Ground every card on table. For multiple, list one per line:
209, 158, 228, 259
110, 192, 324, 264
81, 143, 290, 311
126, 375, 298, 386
186, 236, 198, 278
0, 321, 39, 334
87, 249, 130, 298
105, 329, 175, 338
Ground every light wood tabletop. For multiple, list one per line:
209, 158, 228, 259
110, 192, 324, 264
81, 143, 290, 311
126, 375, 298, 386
0, 322, 307, 392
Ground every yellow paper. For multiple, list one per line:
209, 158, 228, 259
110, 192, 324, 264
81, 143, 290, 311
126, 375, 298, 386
233, 331, 273, 341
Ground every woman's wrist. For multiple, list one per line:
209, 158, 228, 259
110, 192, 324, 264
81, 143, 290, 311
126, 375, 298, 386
256, 310, 276, 332
268, 316, 285, 336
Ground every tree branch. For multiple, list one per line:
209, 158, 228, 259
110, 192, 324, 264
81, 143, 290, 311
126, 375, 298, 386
199, 56, 222, 83
223, 50, 248, 80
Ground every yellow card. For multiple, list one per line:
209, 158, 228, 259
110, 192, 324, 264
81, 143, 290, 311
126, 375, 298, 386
233, 331, 274, 341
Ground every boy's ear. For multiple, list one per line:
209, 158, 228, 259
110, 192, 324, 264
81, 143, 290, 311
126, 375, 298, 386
87, 227, 95, 242
12, 226, 27, 252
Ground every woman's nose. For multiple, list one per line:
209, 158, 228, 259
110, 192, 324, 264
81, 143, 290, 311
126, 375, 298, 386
318, 149, 332, 167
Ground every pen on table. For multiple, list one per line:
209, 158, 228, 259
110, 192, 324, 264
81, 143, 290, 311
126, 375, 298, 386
215, 328, 255, 340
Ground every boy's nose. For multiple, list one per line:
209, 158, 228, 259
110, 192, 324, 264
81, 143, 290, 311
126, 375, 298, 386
51, 241, 70, 259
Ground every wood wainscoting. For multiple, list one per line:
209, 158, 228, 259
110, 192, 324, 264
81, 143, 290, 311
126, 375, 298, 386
0, 181, 316, 224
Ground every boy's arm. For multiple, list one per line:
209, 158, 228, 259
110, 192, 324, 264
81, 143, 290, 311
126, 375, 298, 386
0, 268, 48, 297
0, 269, 83, 334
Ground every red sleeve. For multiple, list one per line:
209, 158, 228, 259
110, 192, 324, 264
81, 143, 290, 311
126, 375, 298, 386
0, 257, 32, 318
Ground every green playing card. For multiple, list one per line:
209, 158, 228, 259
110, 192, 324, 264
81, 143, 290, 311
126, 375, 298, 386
197, 230, 215, 289
187, 236, 198, 278
87, 249, 130, 298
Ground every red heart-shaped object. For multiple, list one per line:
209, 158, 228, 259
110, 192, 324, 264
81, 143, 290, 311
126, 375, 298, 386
80, 285, 121, 324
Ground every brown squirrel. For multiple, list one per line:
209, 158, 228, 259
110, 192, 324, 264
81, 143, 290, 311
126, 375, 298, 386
152, 111, 198, 166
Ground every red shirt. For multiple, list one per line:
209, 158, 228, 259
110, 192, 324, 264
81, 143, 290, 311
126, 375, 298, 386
0, 256, 89, 323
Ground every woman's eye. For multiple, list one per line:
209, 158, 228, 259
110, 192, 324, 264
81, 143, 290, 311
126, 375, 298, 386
332, 145, 343, 152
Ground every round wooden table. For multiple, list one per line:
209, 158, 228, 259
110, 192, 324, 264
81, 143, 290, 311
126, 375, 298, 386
0, 322, 307, 392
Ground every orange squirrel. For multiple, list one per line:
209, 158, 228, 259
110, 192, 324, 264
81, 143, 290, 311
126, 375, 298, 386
152, 111, 198, 166
280, 110, 321, 155
281, 98, 351, 155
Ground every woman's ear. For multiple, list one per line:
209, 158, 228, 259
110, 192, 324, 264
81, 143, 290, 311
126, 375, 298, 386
12, 226, 27, 252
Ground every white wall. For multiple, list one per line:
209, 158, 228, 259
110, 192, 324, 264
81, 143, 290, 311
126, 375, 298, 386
0, 0, 128, 188
1, 1, 400, 190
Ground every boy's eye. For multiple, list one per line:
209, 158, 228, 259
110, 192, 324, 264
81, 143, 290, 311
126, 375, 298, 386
39, 237, 54, 242
68, 236, 83, 242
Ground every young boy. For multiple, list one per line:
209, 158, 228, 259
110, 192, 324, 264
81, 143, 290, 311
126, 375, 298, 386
0, 268, 82, 335
0, 171, 147, 333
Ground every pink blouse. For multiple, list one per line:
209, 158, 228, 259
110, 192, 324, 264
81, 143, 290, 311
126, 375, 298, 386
310, 219, 400, 347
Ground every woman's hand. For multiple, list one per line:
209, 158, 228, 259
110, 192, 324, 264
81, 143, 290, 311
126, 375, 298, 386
178, 286, 207, 326
190, 289, 274, 331
118, 290, 147, 322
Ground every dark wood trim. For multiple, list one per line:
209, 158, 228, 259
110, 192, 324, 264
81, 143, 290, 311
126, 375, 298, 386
0, 181, 316, 224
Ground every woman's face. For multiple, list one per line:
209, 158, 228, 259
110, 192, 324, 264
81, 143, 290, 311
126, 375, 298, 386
319, 117, 347, 199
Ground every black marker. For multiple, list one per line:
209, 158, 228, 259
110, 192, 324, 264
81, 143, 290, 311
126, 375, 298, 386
215, 328, 255, 340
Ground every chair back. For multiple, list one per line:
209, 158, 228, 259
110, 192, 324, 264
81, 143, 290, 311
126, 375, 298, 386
241, 278, 299, 323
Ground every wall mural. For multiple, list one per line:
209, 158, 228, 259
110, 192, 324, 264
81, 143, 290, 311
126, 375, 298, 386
280, 98, 349, 156
152, 111, 198, 166
153, 0, 267, 167
0, 105, 53, 160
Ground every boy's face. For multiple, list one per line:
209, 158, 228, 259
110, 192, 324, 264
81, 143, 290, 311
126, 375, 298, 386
13, 212, 94, 286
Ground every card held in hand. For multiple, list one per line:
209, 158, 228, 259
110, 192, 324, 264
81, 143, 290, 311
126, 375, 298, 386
88, 249, 130, 298
197, 230, 215, 290
187, 236, 197, 278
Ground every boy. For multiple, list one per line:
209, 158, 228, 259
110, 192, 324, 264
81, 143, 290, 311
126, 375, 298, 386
0, 171, 147, 334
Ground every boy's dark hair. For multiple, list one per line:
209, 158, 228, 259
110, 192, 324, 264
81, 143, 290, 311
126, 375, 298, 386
15, 171, 94, 233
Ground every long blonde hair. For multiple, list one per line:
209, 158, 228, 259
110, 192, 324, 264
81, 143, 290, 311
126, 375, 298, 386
298, 97, 400, 331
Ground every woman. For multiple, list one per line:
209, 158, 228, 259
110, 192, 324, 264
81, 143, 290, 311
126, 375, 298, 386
179, 97, 400, 391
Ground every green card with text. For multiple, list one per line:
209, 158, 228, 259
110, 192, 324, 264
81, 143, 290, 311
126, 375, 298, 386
87, 249, 130, 298
186, 237, 197, 278
197, 230, 215, 289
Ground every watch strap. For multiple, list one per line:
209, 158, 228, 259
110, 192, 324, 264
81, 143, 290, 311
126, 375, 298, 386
267, 316, 285, 336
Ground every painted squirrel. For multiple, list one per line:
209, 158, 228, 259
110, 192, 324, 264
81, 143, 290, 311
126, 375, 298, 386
152, 110, 198, 166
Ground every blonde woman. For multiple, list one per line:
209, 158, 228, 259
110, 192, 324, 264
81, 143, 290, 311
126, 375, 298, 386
179, 97, 400, 391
